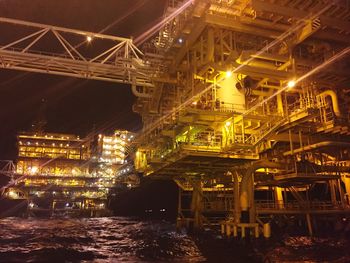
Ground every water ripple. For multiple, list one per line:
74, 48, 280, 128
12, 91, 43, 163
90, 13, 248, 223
0, 217, 349, 262
0, 217, 205, 262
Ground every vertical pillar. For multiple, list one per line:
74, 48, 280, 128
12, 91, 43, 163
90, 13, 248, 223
248, 175, 256, 224
274, 187, 284, 209
329, 180, 338, 205
178, 187, 182, 213
306, 213, 313, 236
191, 179, 203, 230
343, 176, 350, 206
232, 171, 240, 224
240, 174, 251, 224
288, 130, 294, 155
277, 93, 284, 116
176, 187, 182, 230
337, 179, 346, 207
263, 223, 271, 238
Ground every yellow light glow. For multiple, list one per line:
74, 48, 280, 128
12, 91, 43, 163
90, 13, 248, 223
225, 71, 233, 78
30, 166, 38, 174
8, 190, 16, 198
287, 80, 296, 88
87, 36, 92, 42
225, 121, 231, 127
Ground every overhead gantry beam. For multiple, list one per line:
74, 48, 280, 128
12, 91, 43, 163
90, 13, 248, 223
251, 0, 350, 34
205, 13, 280, 39
205, 10, 350, 44
0, 17, 154, 87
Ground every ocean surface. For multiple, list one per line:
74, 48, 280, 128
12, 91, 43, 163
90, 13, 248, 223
0, 217, 349, 262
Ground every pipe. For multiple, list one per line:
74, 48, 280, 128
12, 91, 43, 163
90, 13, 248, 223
318, 90, 341, 117
240, 160, 283, 213
131, 84, 152, 98
236, 58, 279, 70
206, 27, 214, 63
209, 4, 238, 17
237, 50, 281, 70
283, 141, 350, 156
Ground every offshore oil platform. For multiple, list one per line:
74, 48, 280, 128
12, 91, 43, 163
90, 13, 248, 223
1, 0, 350, 236
1, 130, 137, 217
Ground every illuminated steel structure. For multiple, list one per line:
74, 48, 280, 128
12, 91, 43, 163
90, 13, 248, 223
96, 130, 131, 165
91, 130, 137, 187
11, 131, 133, 216
1, 0, 350, 234
133, 0, 350, 237
17, 132, 89, 174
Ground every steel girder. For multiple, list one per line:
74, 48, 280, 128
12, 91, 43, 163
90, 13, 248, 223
0, 17, 153, 87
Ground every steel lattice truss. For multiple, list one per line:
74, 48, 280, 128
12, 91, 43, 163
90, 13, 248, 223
0, 17, 154, 87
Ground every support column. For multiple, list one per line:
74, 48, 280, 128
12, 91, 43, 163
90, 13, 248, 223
343, 176, 350, 206
176, 187, 183, 230
306, 213, 313, 236
191, 179, 203, 230
239, 160, 283, 238
337, 179, 346, 207
274, 187, 284, 209
329, 180, 338, 205
249, 175, 256, 224
232, 171, 240, 224
277, 93, 284, 116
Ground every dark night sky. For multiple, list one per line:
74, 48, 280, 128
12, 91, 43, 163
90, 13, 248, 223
0, 0, 167, 159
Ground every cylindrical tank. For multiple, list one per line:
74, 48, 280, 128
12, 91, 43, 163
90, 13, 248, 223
263, 223, 271, 238
216, 73, 245, 111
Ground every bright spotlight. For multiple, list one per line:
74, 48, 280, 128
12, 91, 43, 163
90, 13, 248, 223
178, 38, 183, 44
225, 121, 231, 127
225, 71, 233, 78
287, 80, 296, 88
86, 36, 92, 42
30, 166, 38, 174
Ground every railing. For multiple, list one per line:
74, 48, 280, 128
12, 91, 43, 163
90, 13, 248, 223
154, 0, 193, 51
255, 200, 346, 211
244, 116, 286, 145
2, 46, 140, 64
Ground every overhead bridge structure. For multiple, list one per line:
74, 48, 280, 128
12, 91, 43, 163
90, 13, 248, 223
1, 0, 350, 237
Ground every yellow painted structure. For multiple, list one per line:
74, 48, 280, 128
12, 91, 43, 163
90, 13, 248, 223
1, 0, 350, 233
133, 0, 350, 237
10, 130, 135, 216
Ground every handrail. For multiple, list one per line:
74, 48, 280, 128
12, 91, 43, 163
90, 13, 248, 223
255, 200, 345, 210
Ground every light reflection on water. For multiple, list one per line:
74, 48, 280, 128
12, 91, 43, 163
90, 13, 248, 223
0, 217, 349, 262
0, 217, 206, 262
